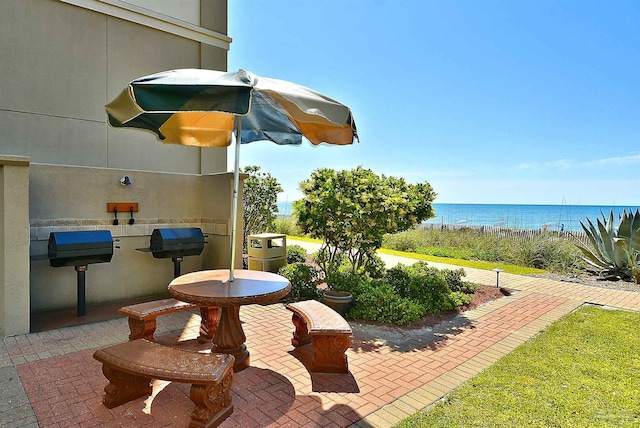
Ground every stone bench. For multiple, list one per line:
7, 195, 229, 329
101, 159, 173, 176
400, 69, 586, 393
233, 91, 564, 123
118, 298, 220, 343
93, 339, 234, 428
286, 300, 352, 373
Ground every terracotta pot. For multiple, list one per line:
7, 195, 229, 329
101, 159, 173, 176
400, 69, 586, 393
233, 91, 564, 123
322, 290, 353, 317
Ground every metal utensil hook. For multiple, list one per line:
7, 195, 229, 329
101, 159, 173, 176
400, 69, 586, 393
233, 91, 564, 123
128, 207, 135, 225
113, 207, 119, 225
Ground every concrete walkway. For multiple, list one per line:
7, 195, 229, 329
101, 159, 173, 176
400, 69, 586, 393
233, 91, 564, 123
2, 239, 639, 427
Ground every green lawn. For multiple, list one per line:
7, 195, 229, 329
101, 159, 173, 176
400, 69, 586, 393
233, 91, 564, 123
395, 305, 640, 427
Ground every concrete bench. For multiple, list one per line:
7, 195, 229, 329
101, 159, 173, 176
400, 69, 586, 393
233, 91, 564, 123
118, 298, 220, 343
93, 339, 234, 428
286, 300, 352, 373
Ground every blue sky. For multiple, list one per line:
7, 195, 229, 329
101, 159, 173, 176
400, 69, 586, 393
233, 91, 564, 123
227, 1, 639, 206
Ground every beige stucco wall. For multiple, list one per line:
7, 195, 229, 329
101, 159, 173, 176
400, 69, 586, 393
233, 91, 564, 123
0, 0, 233, 332
29, 164, 243, 312
0, 0, 228, 173
0, 157, 31, 336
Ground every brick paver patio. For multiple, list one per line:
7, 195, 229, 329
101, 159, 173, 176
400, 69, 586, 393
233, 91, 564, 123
2, 241, 639, 427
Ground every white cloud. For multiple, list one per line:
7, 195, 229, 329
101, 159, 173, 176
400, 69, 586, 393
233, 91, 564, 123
516, 159, 572, 171
583, 153, 640, 167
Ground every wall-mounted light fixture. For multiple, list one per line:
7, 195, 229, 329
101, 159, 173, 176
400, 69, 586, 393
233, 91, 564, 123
120, 176, 132, 186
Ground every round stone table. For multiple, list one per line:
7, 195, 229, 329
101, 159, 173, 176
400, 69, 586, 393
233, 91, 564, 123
168, 269, 291, 372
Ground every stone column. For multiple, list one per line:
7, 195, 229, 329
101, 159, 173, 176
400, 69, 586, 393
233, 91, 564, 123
0, 155, 30, 336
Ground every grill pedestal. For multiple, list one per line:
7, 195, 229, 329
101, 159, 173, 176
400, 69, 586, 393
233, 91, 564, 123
76, 266, 87, 317
32, 230, 115, 317
172, 257, 183, 279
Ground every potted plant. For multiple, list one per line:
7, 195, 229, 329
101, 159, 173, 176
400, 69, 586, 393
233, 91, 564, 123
322, 289, 354, 316
323, 269, 363, 317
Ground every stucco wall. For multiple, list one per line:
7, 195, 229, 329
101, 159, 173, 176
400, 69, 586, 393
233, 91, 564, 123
0, 0, 233, 329
29, 164, 242, 312
0, 0, 228, 174
0, 157, 30, 336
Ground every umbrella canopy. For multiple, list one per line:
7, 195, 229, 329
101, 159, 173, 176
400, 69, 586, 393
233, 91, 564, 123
106, 68, 358, 280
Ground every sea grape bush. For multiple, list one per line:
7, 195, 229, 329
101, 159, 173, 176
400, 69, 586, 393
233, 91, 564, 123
294, 167, 436, 275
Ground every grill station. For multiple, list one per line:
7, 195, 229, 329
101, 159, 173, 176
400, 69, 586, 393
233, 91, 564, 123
137, 228, 206, 278
38, 230, 115, 316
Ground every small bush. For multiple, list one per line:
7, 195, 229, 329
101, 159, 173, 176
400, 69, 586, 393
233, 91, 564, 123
286, 245, 307, 264
441, 267, 478, 294
385, 263, 451, 310
445, 291, 473, 309
325, 269, 367, 294
381, 262, 479, 314
278, 263, 322, 302
363, 254, 387, 278
348, 280, 425, 325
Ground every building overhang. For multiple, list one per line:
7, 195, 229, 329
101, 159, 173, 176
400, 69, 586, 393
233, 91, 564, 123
59, 0, 232, 50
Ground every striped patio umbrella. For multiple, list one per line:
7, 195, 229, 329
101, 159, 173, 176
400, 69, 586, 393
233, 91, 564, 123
106, 68, 358, 281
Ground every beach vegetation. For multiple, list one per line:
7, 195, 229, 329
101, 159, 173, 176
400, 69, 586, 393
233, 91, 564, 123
575, 209, 640, 281
378, 248, 545, 275
241, 165, 283, 250
395, 305, 640, 427
274, 215, 302, 236
294, 166, 436, 275
383, 227, 584, 275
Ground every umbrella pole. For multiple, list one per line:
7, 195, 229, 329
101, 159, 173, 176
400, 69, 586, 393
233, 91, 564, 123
229, 116, 243, 282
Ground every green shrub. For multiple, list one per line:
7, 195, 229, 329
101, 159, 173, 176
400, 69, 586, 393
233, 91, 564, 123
383, 263, 453, 313
440, 267, 478, 294
295, 167, 436, 274
348, 280, 425, 325
325, 261, 480, 325
445, 291, 473, 309
324, 269, 366, 294
362, 254, 387, 278
286, 244, 307, 264
278, 263, 322, 302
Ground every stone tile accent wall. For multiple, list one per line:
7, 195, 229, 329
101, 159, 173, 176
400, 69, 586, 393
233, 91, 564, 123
30, 218, 229, 240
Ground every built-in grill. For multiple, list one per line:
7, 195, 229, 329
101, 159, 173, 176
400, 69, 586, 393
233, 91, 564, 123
36, 230, 115, 316
137, 228, 206, 278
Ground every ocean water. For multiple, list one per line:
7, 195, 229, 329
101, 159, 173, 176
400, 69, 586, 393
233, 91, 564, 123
277, 202, 640, 232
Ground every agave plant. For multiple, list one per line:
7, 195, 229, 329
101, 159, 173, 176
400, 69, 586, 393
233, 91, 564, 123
575, 209, 640, 280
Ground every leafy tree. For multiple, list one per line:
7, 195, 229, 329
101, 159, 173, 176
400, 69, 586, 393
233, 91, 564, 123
294, 166, 436, 273
242, 165, 283, 251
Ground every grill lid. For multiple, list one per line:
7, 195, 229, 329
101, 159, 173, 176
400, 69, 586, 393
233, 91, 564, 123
48, 230, 114, 267
138, 228, 206, 259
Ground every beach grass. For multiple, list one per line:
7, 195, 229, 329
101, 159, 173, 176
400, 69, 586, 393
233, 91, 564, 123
394, 305, 640, 428
377, 248, 545, 274
285, 235, 546, 275
382, 227, 584, 275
